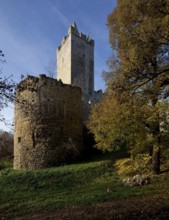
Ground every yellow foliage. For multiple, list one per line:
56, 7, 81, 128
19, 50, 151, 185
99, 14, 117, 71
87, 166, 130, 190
115, 154, 151, 177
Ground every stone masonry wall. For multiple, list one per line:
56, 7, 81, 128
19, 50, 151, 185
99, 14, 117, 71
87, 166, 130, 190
57, 22, 94, 95
14, 75, 83, 170
71, 29, 94, 95
57, 35, 71, 85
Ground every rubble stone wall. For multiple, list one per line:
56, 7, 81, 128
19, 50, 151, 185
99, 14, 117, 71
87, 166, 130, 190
14, 75, 83, 170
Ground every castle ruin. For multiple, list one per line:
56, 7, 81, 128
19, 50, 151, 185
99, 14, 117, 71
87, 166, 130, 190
14, 22, 102, 170
14, 75, 82, 170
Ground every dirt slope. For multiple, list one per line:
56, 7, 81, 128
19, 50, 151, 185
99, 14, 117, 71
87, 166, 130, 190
16, 193, 169, 220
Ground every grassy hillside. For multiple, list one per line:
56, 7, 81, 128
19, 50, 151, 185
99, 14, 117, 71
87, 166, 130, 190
0, 153, 169, 218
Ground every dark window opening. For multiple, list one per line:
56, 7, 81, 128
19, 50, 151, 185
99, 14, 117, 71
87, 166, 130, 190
18, 137, 21, 143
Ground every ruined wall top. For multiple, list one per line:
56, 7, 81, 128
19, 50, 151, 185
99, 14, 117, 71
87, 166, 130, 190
57, 21, 94, 51
17, 74, 82, 93
14, 73, 83, 170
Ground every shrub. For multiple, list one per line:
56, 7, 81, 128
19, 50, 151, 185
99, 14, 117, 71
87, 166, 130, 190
115, 154, 151, 177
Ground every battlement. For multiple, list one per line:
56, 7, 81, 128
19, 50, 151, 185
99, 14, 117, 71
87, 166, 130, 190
57, 21, 94, 51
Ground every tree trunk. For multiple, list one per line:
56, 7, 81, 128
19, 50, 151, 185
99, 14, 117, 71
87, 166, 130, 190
151, 90, 161, 175
152, 144, 160, 175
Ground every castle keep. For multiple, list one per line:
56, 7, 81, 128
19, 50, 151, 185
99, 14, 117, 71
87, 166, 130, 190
57, 22, 102, 121
57, 21, 94, 95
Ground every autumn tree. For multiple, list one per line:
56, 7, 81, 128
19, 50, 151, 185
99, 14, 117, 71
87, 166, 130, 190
88, 0, 169, 174
88, 89, 160, 156
107, 0, 169, 174
108, 0, 169, 85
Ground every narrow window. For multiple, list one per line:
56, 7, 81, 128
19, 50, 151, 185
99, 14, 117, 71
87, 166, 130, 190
18, 137, 21, 143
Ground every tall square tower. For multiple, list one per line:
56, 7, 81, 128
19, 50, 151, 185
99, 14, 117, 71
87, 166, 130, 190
57, 22, 94, 95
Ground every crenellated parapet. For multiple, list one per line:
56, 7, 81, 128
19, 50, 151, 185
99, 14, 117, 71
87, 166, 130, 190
57, 21, 94, 52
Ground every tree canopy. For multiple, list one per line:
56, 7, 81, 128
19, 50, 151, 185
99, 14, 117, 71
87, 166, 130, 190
107, 0, 169, 91
88, 0, 169, 174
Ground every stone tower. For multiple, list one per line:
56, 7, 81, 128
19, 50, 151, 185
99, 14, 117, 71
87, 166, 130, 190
57, 21, 94, 95
14, 75, 83, 170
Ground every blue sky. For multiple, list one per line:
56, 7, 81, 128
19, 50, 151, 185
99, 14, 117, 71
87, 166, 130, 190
0, 0, 116, 131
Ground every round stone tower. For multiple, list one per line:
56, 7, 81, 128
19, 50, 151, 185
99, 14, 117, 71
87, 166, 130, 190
14, 74, 83, 170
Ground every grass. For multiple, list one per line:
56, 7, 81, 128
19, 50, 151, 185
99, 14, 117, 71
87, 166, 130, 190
0, 152, 169, 218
